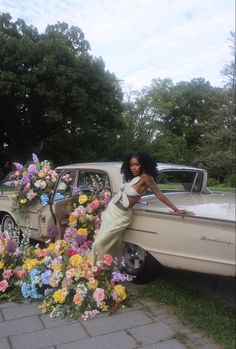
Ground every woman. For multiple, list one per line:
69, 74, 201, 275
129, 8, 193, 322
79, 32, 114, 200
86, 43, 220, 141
92, 152, 194, 266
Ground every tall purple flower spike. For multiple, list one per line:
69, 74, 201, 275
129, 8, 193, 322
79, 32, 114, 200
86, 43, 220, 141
32, 153, 39, 163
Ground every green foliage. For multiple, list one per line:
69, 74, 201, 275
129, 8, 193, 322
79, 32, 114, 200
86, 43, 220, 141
227, 173, 236, 187
141, 278, 236, 349
0, 13, 123, 166
207, 177, 219, 187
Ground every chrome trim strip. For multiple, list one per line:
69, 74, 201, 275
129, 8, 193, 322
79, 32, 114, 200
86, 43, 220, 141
148, 250, 235, 266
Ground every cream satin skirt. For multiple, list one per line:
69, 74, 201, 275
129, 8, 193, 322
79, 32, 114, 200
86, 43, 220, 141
92, 200, 132, 266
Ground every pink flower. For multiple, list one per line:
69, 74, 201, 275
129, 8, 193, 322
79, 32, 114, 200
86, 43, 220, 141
15, 269, 27, 279
93, 287, 105, 304
62, 277, 73, 288
0, 280, 9, 292
86, 199, 100, 214
2, 269, 13, 279
103, 254, 113, 266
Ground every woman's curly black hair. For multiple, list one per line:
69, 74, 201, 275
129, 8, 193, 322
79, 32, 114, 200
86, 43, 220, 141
121, 152, 158, 182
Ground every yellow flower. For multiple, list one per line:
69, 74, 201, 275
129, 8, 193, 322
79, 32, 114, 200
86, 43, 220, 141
87, 278, 98, 290
53, 289, 68, 304
70, 254, 83, 267
52, 263, 62, 271
38, 172, 45, 178
78, 194, 88, 205
68, 215, 77, 226
20, 198, 27, 204
55, 240, 68, 254
114, 285, 126, 302
77, 228, 88, 236
0, 261, 4, 269
47, 243, 56, 252
23, 258, 40, 271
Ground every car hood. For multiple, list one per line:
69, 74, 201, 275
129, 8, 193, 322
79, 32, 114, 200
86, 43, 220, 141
136, 192, 235, 222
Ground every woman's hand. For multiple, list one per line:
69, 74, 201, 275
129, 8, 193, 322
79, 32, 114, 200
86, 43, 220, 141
172, 208, 195, 219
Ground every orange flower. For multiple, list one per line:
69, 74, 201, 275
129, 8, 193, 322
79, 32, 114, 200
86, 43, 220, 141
68, 215, 77, 225
73, 293, 84, 305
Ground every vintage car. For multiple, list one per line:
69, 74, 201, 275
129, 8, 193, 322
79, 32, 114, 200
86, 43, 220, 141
0, 162, 235, 283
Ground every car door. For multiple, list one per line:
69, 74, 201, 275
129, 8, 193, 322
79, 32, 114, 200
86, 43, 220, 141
45, 169, 78, 238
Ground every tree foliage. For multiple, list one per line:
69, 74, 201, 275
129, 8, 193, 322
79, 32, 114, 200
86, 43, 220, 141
0, 13, 123, 167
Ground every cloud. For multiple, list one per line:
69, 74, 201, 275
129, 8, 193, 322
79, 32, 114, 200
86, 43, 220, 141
1, 0, 234, 91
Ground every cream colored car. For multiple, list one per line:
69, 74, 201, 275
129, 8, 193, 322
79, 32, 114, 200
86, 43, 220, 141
0, 162, 235, 282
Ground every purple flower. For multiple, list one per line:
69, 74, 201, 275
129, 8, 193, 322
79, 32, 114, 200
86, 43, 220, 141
6, 240, 17, 253
75, 235, 87, 245
13, 162, 23, 171
47, 225, 59, 238
72, 187, 82, 196
32, 153, 39, 163
111, 271, 127, 283
4, 181, 15, 187
22, 175, 30, 185
27, 164, 38, 177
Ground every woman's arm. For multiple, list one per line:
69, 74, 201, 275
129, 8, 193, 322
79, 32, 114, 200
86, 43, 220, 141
143, 174, 194, 218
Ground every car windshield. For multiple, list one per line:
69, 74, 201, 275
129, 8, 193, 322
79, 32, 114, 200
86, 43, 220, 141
146, 170, 202, 194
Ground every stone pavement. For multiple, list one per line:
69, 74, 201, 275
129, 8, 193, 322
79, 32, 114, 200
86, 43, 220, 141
0, 282, 226, 349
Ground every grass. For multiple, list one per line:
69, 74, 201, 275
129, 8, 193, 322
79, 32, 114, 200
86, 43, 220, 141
140, 276, 236, 349
208, 186, 235, 192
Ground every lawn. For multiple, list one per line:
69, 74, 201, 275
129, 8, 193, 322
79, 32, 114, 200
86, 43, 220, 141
140, 273, 235, 349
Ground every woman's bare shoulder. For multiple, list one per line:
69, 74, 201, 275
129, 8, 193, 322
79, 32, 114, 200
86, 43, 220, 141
141, 173, 155, 183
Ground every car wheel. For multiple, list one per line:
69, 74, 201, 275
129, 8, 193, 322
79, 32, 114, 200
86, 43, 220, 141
1, 215, 19, 239
122, 242, 162, 284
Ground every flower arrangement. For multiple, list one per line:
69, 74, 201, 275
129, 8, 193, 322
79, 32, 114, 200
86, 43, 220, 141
0, 232, 26, 301
20, 237, 130, 320
1, 156, 131, 319
66, 190, 111, 243
4, 153, 58, 216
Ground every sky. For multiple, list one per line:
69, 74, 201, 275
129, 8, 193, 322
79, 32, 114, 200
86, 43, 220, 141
0, 0, 234, 92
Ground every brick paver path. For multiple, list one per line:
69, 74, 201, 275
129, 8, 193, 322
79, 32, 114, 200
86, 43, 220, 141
0, 283, 224, 349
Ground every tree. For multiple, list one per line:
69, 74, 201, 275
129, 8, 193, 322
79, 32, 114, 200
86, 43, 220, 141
197, 32, 236, 184
0, 13, 123, 167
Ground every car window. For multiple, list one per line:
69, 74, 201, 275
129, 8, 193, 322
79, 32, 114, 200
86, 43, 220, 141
54, 170, 77, 200
78, 170, 111, 193
146, 171, 198, 193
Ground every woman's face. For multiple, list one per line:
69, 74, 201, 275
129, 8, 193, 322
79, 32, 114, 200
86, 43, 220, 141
129, 157, 143, 176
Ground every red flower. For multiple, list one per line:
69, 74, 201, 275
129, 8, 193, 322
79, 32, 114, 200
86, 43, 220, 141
114, 303, 119, 312
67, 249, 77, 257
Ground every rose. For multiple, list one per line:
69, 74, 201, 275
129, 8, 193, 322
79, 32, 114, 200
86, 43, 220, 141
0, 279, 9, 292
73, 293, 84, 306
77, 228, 88, 236
15, 269, 27, 279
78, 194, 88, 205
53, 288, 68, 304
103, 254, 113, 266
70, 254, 83, 267
113, 285, 126, 302
93, 287, 106, 304
87, 278, 98, 290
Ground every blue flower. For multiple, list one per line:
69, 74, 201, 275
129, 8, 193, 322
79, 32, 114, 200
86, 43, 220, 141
30, 287, 42, 299
41, 270, 52, 285
40, 194, 49, 206
30, 268, 40, 282
21, 283, 32, 298
54, 193, 64, 201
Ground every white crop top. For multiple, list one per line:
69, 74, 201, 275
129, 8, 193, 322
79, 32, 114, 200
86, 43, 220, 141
113, 176, 144, 208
